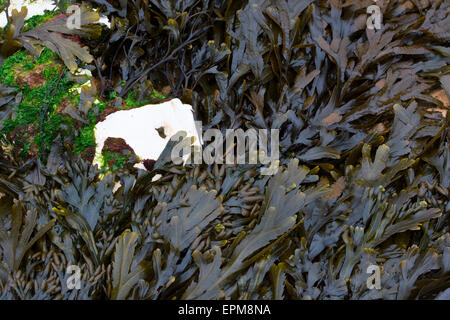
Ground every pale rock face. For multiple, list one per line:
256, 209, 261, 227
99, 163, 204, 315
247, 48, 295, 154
93, 98, 202, 171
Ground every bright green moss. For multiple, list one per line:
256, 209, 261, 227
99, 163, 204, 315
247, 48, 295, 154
19, 141, 31, 159
73, 123, 96, 153
23, 62, 34, 70
35, 114, 68, 153
95, 100, 108, 114
23, 9, 59, 32
151, 91, 168, 100
124, 90, 145, 109
73, 100, 107, 153
0, 50, 28, 86
0, 48, 56, 87
0, 48, 76, 161
101, 150, 132, 172
123, 89, 168, 109
36, 47, 55, 64
107, 90, 117, 100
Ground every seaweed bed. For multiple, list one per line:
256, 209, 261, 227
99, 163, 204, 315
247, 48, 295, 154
0, 0, 449, 300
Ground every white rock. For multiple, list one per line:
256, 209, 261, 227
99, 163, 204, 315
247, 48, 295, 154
98, 14, 110, 28
93, 98, 202, 171
68, 79, 92, 94
73, 68, 92, 77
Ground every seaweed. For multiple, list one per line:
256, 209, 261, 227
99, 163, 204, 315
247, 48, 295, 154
0, 0, 448, 300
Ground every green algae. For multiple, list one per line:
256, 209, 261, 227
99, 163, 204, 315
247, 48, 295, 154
0, 43, 99, 162
73, 100, 107, 154
123, 89, 168, 109
0, 16, 168, 167
100, 150, 133, 172
22, 9, 59, 32
0, 47, 55, 86
0, 48, 77, 160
